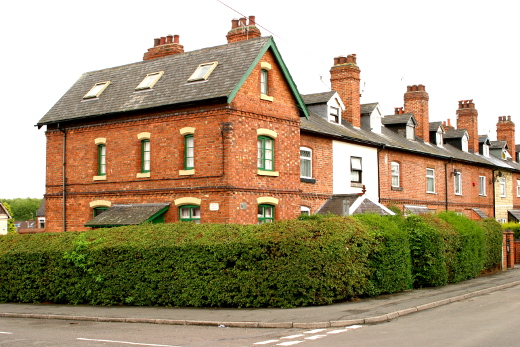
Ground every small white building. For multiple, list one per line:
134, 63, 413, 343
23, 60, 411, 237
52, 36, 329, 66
0, 203, 12, 235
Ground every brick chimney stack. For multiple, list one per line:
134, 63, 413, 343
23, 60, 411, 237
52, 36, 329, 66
456, 100, 479, 153
226, 16, 261, 43
404, 85, 429, 141
330, 54, 361, 127
143, 34, 184, 61
497, 115, 516, 161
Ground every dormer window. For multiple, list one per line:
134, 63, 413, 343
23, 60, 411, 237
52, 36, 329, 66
406, 124, 414, 140
436, 130, 443, 147
136, 71, 164, 90
502, 150, 511, 160
188, 62, 218, 82
461, 136, 469, 152
83, 81, 110, 99
329, 107, 339, 123
482, 144, 489, 157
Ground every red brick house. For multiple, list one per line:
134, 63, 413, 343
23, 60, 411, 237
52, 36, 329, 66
38, 18, 310, 231
38, 16, 519, 231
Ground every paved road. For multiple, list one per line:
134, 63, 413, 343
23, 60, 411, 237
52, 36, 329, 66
2, 285, 520, 346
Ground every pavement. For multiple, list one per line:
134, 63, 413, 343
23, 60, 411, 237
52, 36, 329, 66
1, 266, 520, 329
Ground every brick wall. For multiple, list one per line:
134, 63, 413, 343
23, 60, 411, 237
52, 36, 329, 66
44, 48, 303, 232
379, 148, 494, 217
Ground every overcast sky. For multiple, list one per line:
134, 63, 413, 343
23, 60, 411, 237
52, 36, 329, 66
1, 0, 518, 199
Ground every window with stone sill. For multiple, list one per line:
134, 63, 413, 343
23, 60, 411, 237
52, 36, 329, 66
426, 168, 435, 193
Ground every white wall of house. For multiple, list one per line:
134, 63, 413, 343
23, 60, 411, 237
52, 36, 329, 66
0, 215, 8, 235
332, 140, 379, 200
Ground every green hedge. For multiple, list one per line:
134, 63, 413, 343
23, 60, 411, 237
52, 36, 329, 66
0, 213, 503, 307
501, 222, 520, 239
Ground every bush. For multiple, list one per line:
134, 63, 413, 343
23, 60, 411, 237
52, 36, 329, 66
0, 213, 503, 307
355, 214, 412, 296
501, 222, 520, 239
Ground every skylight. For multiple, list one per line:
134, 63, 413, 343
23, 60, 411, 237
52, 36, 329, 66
83, 81, 110, 99
188, 62, 218, 82
136, 71, 164, 90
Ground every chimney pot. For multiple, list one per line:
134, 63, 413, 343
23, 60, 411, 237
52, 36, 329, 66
239, 17, 247, 26
334, 57, 340, 65
249, 15, 256, 26
166, 35, 173, 44
418, 84, 425, 91
407, 85, 412, 92
160, 37, 166, 45
153, 38, 160, 47
174, 34, 180, 44
231, 19, 239, 29
508, 115, 512, 121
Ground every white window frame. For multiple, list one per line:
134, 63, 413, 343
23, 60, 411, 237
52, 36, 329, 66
461, 136, 469, 152
300, 147, 312, 179
500, 177, 506, 197
391, 162, 400, 187
350, 157, 362, 183
482, 144, 489, 157
188, 62, 218, 82
479, 176, 486, 196
136, 71, 164, 90
329, 106, 339, 124
83, 81, 110, 99
426, 168, 435, 193
436, 131, 443, 147
300, 206, 311, 216
406, 125, 414, 140
454, 172, 462, 195
517, 180, 520, 197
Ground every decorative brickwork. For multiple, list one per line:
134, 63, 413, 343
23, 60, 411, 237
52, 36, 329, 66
143, 35, 184, 61
226, 16, 261, 43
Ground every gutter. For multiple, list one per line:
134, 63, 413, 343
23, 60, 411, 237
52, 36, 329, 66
444, 157, 453, 211
377, 144, 386, 203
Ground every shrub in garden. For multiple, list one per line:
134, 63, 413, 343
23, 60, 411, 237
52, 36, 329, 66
354, 214, 412, 296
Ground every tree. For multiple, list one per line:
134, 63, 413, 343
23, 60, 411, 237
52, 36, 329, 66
0, 198, 42, 221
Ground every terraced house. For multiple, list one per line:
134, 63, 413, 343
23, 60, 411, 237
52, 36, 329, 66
38, 16, 519, 232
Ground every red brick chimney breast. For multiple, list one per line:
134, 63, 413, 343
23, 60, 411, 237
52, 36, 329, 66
497, 115, 516, 161
330, 54, 361, 127
456, 99, 479, 153
143, 34, 184, 61
403, 85, 429, 141
226, 16, 261, 43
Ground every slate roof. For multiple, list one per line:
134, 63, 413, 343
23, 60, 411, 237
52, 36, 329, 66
317, 194, 394, 216
38, 37, 307, 126
471, 208, 488, 219
36, 199, 45, 217
430, 121, 443, 131
381, 113, 415, 126
508, 210, 520, 222
404, 204, 430, 215
444, 128, 467, 139
490, 140, 508, 149
84, 203, 169, 227
301, 91, 337, 105
361, 103, 378, 115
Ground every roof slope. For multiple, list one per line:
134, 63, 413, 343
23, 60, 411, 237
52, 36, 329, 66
38, 37, 307, 126
84, 203, 169, 227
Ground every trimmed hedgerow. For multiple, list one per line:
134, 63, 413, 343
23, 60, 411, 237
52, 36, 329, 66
0, 213, 503, 308
354, 214, 412, 296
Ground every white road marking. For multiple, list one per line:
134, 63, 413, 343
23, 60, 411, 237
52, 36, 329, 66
0, 332, 13, 334
346, 325, 363, 329
77, 338, 179, 347
276, 341, 303, 346
327, 328, 350, 334
304, 334, 327, 340
254, 340, 279, 345
303, 328, 326, 334
281, 334, 304, 339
